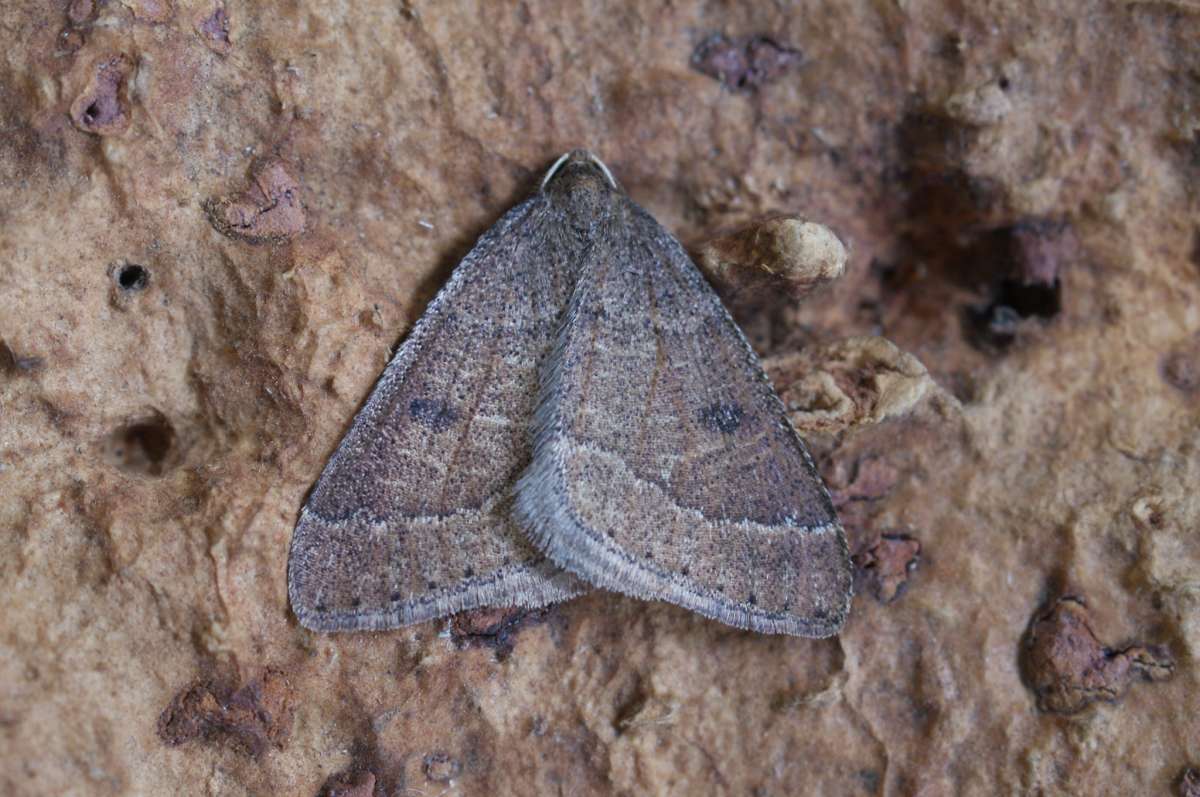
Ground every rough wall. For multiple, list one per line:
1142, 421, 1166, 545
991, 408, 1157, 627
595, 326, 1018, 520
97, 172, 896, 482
1, 1, 1198, 795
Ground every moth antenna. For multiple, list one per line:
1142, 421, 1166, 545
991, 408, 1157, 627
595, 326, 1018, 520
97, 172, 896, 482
540, 149, 619, 191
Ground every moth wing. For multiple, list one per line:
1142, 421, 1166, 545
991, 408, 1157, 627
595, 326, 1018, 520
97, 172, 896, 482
518, 200, 852, 637
289, 197, 586, 631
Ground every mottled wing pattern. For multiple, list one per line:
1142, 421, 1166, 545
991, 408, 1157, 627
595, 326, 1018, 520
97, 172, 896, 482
289, 195, 587, 631
518, 197, 853, 637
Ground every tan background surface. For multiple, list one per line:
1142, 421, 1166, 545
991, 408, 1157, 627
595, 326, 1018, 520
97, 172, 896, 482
1, 1, 1198, 795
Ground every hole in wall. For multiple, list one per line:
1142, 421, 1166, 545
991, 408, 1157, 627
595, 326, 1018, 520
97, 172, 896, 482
117, 263, 149, 291
104, 411, 176, 476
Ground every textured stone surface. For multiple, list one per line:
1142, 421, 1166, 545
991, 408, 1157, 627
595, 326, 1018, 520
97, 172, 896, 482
1, 1, 1198, 795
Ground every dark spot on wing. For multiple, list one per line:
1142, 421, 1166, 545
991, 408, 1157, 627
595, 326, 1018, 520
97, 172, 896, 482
699, 402, 744, 434
409, 398, 458, 432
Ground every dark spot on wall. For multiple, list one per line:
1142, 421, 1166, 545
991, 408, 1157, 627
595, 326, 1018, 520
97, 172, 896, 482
613, 676, 649, 735
389, 592, 401, 603
422, 751, 462, 783
972, 303, 1021, 347
320, 770, 376, 797
1020, 594, 1175, 714
967, 221, 1067, 350
1162, 338, 1200, 394
409, 398, 458, 432
116, 263, 149, 291
450, 606, 553, 660
969, 276, 1062, 349
858, 770, 882, 792
0, 340, 44, 374
70, 54, 134, 136
699, 401, 743, 433
58, 26, 85, 54
1179, 768, 1200, 797
995, 277, 1062, 319
203, 158, 306, 243
463, 566, 475, 578
108, 262, 153, 310
104, 411, 176, 476
157, 667, 294, 757
196, 3, 232, 55
691, 33, 802, 91
853, 533, 921, 603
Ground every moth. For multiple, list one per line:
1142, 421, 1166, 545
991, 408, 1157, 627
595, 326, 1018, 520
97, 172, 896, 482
288, 151, 852, 637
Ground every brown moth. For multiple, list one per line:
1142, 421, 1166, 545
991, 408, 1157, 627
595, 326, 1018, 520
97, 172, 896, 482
289, 150, 852, 637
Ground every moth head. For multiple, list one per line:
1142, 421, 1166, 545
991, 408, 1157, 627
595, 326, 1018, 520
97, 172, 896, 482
541, 150, 623, 232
